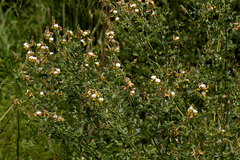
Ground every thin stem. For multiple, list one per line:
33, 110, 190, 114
62, 0, 65, 33
34, 0, 43, 40
17, 106, 20, 160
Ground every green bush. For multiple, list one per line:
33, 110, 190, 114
0, 0, 103, 159
20, 0, 240, 159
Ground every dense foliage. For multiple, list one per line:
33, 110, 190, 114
18, 0, 240, 159
2, 0, 240, 159
0, 0, 102, 159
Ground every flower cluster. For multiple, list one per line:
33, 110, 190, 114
206, 5, 217, 14
23, 42, 29, 50
151, 75, 160, 85
50, 68, 61, 77
82, 30, 90, 37
40, 45, 49, 53
187, 106, 198, 116
26, 51, 37, 62
106, 30, 119, 52
121, 77, 135, 96
66, 30, 74, 36
86, 90, 104, 103
197, 83, 208, 97
113, 63, 121, 70
53, 114, 65, 122
106, 31, 116, 43
51, 23, 62, 31
43, 29, 54, 42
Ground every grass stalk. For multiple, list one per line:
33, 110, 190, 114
34, 0, 43, 40
17, 106, 20, 160
62, 0, 65, 33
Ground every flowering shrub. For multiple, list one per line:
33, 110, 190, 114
20, 1, 240, 159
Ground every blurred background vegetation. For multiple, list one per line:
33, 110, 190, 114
1, 0, 240, 159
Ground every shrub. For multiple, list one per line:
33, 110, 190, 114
20, 0, 240, 159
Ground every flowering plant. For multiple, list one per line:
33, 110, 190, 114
20, 1, 240, 159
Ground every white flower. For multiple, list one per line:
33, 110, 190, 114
175, 37, 179, 40
151, 11, 154, 16
193, 109, 198, 116
40, 92, 44, 97
155, 78, 160, 84
54, 24, 58, 29
110, 31, 114, 35
56, 68, 61, 74
115, 17, 119, 21
23, 43, 29, 49
50, 52, 54, 55
38, 67, 43, 72
128, 82, 134, 88
135, 9, 139, 13
36, 111, 42, 116
85, 64, 89, 67
28, 56, 33, 61
115, 46, 119, 52
199, 83, 206, 89
53, 114, 58, 119
130, 4, 136, 8
49, 37, 54, 42
33, 57, 37, 62
27, 51, 32, 55
88, 52, 94, 56
187, 106, 194, 113
217, 139, 222, 145
99, 98, 104, 103
25, 90, 29, 95
151, 75, 156, 81
116, 63, 121, 67
41, 46, 49, 51
68, 30, 73, 35
37, 43, 41, 48
83, 31, 88, 36
202, 92, 206, 96
219, 127, 226, 134
131, 90, 135, 94
53, 71, 58, 76
182, 71, 185, 74
95, 62, 100, 67
62, 39, 66, 42
110, 39, 116, 43
208, 7, 213, 11
113, 10, 117, 14
171, 91, 175, 97
186, 79, 189, 82
175, 139, 180, 143
91, 94, 97, 99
